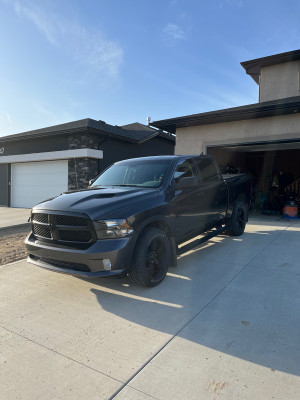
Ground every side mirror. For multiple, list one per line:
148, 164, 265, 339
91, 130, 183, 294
175, 177, 198, 190
88, 179, 95, 186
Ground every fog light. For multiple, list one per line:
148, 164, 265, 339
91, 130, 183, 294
103, 259, 111, 270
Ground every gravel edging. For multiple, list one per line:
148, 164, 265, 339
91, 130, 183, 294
0, 225, 31, 266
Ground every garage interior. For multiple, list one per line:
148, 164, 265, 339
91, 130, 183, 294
208, 142, 300, 213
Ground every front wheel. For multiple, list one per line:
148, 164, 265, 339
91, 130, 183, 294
129, 227, 170, 287
226, 200, 247, 236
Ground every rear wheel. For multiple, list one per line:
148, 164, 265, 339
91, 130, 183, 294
129, 227, 170, 287
226, 200, 247, 236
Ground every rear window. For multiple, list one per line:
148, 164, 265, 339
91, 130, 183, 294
195, 158, 220, 182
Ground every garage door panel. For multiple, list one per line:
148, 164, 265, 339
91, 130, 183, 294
11, 161, 68, 208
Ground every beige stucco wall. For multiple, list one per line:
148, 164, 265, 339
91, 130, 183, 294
260, 61, 300, 102
175, 113, 300, 155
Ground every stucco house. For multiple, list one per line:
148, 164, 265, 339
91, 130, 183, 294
152, 49, 300, 205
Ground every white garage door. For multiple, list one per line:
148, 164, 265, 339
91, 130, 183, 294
11, 160, 68, 208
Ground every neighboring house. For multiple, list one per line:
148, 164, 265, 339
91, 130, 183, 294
152, 49, 300, 203
0, 119, 174, 208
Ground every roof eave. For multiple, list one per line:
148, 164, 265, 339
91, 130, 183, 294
0, 125, 89, 144
241, 49, 300, 84
152, 98, 300, 133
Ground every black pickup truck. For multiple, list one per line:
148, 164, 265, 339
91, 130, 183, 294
26, 155, 251, 287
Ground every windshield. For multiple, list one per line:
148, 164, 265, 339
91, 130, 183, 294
92, 159, 172, 188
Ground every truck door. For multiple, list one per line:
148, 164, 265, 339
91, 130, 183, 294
194, 157, 228, 227
173, 158, 206, 242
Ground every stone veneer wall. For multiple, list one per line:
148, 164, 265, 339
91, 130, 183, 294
68, 132, 99, 150
68, 157, 99, 190
67, 132, 100, 190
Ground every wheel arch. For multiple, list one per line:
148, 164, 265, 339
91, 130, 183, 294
135, 217, 177, 268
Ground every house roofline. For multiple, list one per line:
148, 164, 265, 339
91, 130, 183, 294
0, 118, 175, 144
151, 96, 300, 134
241, 49, 300, 84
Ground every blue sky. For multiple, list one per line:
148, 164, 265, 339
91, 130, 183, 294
1, 0, 300, 137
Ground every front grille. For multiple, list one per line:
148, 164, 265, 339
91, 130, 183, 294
33, 225, 51, 238
58, 230, 92, 242
31, 212, 95, 245
30, 255, 90, 272
56, 215, 87, 227
33, 213, 48, 223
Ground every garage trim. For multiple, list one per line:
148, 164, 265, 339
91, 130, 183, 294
0, 148, 103, 164
205, 138, 300, 153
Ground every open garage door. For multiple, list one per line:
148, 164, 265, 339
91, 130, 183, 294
208, 140, 300, 212
11, 160, 68, 208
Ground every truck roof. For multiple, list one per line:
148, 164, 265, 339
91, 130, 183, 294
114, 155, 209, 163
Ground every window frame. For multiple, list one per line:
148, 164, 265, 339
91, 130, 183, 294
173, 158, 199, 183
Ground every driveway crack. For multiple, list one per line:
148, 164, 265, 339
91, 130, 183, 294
0, 324, 124, 385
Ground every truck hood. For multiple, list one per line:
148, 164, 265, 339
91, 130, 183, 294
33, 186, 159, 220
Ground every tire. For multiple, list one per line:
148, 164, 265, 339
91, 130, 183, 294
129, 227, 170, 287
226, 200, 247, 236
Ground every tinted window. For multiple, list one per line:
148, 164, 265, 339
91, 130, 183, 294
196, 158, 219, 182
174, 159, 197, 182
92, 159, 171, 187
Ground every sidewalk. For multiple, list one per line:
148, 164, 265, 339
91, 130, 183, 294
0, 207, 31, 229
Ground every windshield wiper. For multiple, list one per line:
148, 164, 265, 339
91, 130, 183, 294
91, 184, 126, 187
111, 184, 139, 187
92, 184, 142, 187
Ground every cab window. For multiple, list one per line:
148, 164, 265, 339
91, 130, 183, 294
195, 158, 220, 182
174, 159, 197, 182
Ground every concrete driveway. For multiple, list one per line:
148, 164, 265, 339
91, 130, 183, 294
0, 216, 300, 399
0, 207, 30, 228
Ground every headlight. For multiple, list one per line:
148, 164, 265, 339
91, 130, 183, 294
93, 219, 134, 239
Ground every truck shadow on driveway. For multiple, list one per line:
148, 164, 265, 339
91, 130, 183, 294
80, 226, 300, 377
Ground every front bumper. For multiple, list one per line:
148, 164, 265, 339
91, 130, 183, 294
25, 233, 136, 277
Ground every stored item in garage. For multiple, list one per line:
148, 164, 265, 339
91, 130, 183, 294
283, 201, 298, 218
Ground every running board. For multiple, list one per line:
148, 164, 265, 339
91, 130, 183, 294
177, 225, 227, 255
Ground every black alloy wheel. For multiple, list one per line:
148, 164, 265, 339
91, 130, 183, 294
226, 200, 247, 236
236, 207, 246, 231
146, 237, 167, 281
129, 227, 170, 287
